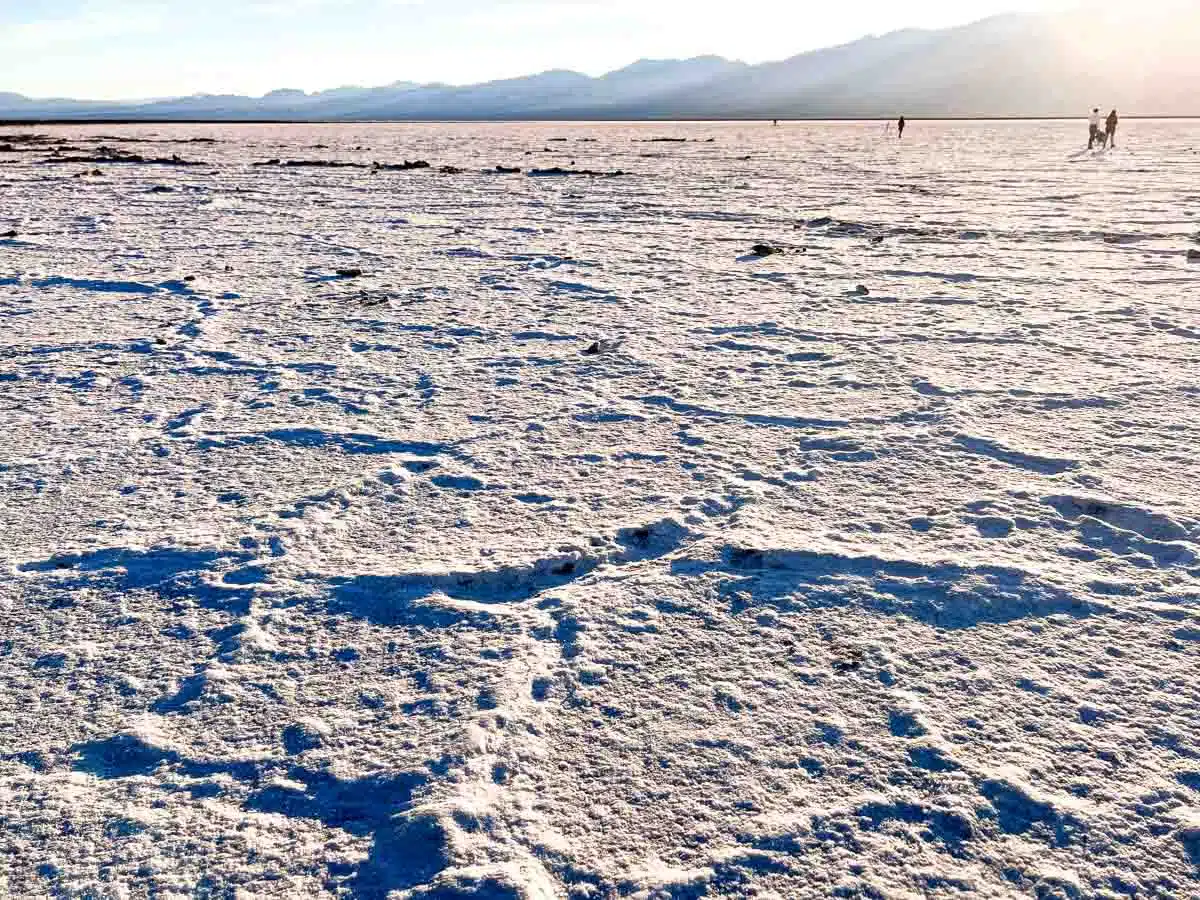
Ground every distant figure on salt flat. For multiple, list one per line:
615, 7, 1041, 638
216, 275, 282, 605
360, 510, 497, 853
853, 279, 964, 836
1088, 107, 1102, 149
1105, 109, 1119, 149
897, 116, 906, 139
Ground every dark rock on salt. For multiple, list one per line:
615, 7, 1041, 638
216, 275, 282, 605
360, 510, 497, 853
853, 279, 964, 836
832, 647, 865, 673
258, 158, 376, 169
855, 285, 871, 296
48, 147, 203, 167
337, 268, 364, 279
583, 339, 620, 356
0, 133, 58, 146
528, 167, 626, 178
751, 244, 782, 257
373, 160, 431, 172
290, 159, 359, 168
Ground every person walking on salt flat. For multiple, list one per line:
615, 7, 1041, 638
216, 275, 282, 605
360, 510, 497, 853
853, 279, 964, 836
1105, 109, 1119, 149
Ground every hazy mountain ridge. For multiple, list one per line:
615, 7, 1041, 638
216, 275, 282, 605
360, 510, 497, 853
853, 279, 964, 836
2, 11, 1197, 120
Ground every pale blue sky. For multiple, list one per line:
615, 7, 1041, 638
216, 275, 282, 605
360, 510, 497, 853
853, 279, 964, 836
3, 0, 1090, 99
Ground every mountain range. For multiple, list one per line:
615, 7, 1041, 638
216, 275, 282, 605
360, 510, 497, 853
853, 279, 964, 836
2, 9, 1197, 121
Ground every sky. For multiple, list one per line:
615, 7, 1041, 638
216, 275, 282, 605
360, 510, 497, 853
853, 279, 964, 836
0, 0, 1113, 100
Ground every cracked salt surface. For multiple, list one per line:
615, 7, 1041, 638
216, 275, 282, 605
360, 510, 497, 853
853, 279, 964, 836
2, 119, 1200, 898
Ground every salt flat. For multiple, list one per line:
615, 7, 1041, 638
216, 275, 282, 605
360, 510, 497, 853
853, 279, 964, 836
2, 120, 1199, 899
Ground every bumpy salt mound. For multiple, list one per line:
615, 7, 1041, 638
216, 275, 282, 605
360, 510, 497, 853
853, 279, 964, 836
405, 862, 558, 899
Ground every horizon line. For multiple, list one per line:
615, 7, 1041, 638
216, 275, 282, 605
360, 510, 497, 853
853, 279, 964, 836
3, 115, 1197, 126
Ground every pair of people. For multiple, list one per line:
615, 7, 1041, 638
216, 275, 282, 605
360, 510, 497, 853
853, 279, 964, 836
1088, 108, 1119, 150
